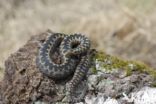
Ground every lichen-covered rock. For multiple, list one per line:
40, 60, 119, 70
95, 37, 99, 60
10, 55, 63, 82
0, 30, 156, 104
85, 52, 156, 104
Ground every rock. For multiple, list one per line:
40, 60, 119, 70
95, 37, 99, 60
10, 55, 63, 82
0, 31, 59, 104
0, 30, 92, 104
85, 93, 119, 104
0, 30, 156, 104
122, 87, 156, 104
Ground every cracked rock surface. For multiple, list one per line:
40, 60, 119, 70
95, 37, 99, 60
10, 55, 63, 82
0, 31, 156, 104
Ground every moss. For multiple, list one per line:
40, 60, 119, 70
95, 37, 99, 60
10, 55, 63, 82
130, 61, 156, 78
94, 51, 156, 79
90, 66, 97, 74
151, 83, 156, 87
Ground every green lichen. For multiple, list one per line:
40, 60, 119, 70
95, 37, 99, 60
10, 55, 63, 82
93, 51, 156, 79
152, 83, 156, 87
129, 61, 156, 78
90, 66, 97, 74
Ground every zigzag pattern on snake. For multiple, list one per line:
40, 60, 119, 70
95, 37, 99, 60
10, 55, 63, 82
36, 31, 91, 102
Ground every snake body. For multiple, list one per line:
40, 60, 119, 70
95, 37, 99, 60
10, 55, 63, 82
36, 31, 91, 102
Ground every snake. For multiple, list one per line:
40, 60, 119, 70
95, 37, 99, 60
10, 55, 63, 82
36, 31, 91, 102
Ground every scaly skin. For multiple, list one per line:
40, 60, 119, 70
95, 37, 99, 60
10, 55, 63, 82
36, 31, 91, 103
65, 55, 91, 103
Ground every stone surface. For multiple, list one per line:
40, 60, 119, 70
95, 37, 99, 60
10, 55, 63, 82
0, 32, 58, 104
0, 31, 156, 104
0, 31, 89, 104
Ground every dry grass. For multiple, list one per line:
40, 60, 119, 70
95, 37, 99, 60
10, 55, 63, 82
0, 0, 156, 77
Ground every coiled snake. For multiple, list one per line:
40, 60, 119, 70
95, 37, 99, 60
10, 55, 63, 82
36, 31, 92, 103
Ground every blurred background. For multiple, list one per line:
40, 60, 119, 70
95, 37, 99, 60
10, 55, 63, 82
0, 0, 156, 78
